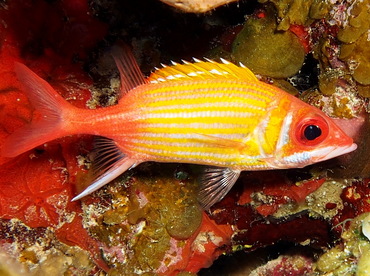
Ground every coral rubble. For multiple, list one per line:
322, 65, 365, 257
315, 213, 370, 276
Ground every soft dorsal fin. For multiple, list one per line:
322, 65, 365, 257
148, 58, 258, 83
111, 43, 147, 97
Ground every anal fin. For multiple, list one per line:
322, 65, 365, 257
72, 136, 138, 201
198, 167, 241, 210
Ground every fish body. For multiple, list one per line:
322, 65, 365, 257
1, 48, 357, 209
89, 79, 322, 169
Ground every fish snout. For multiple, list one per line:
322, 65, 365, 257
313, 143, 357, 163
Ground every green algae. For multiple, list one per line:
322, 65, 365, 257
357, 84, 370, 98
318, 70, 342, 96
331, 96, 355, 118
272, 180, 346, 221
339, 33, 370, 86
315, 213, 370, 275
353, 60, 370, 86
88, 164, 202, 274
125, 167, 202, 240
337, 1, 370, 44
232, 7, 305, 78
258, 0, 331, 31
336, 0, 370, 93
300, 87, 362, 119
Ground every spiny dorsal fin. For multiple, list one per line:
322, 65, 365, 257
148, 59, 258, 83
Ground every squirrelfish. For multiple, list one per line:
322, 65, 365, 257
1, 46, 357, 209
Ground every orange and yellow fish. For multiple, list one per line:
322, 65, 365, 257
1, 46, 357, 209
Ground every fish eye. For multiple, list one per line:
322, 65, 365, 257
295, 116, 329, 146
303, 125, 322, 140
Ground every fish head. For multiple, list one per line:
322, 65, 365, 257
270, 103, 357, 169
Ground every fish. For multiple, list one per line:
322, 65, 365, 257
1, 46, 357, 210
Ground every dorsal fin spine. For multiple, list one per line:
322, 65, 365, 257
148, 59, 258, 83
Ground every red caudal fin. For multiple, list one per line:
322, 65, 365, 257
1, 63, 76, 157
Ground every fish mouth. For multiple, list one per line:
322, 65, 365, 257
313, 143, 357, 163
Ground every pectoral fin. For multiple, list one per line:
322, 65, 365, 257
198, 167, 241, 210
72, 136, 138, 201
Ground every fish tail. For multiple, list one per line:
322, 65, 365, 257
1, 63, 76, 157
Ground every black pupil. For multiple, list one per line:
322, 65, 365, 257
304, 125, 322, 140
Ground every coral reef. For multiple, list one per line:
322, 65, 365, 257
0, 0, 370, 275
315, 213, 370, 276
249, 254, 314, 275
